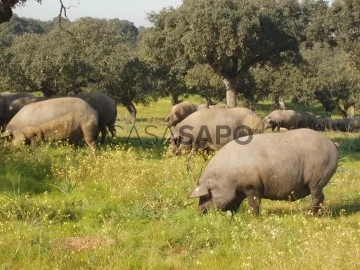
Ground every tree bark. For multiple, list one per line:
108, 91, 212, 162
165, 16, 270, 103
349, 106, 355, 118
123, 101, 137, 123
223, 77, 237, 108
325, 110, 332, 117
337, 105, 348, 118
41, 88, 58, 97
274, 95, 286, 110
170, 93, 180, 105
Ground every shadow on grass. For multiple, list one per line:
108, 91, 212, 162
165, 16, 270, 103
263, 203, 360, 218
107, 136, 168, 159
0, 148, 54, 195
258, 197, 360, 218
328, 199, 360, 218
132, 117, 167, 123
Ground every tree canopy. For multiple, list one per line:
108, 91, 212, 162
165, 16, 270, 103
144, 0, 301, 107
1, 0, 360, 117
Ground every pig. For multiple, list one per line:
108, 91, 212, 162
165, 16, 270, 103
315, 116, 333, 131
77, 92, 117, 144
189, 129, 339, 215
170, 107, 264, 155
297, 111, 317, 129
197, 103, 209, 110
0, 97, 98, 148
0, 92, 39, 130
264, 110, 300, 131
332, 118, 360, 132
165, 101, 198, 127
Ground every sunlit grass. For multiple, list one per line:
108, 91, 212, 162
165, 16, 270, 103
0, 98, 359, 269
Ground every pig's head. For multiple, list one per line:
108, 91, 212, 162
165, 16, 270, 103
189, 184, 213, 213
263, 116, 274, 129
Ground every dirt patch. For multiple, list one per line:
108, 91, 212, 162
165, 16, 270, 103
54, 236, 116, 252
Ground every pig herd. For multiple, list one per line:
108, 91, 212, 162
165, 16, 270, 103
0, 96, 349, 216
167, 101, 345, 215
264, 109, 360, 132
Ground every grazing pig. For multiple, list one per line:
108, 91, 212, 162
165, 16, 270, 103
0, 97, 98, 148
332, 118, 360, 132
170, 107, 264, 155
264, 109, 299, 131
189, 129, 339, 215
315, 116, 333, 131
77, 92, 117, 144
297, 111, 316, 129
332, 118, 351, 132
348, 118, 360, 131
165, 101, 198, 127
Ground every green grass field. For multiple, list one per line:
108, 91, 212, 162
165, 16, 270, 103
0, 98, 359, 269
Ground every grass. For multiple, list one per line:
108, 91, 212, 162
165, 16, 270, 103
0, 98, 359, 269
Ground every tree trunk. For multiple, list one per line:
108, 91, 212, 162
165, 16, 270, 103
274, 95, 286, 110
122, 101, 137, 123
337, 105, 348, 118
223, 77, 237, 108
42, 88, 58, 97
205, 97, 213, 106
170, 93, 180, 105
325, 110, 332, 117
349, 106, 355, 118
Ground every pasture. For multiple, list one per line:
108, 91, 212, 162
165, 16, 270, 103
0, 98, 359, 269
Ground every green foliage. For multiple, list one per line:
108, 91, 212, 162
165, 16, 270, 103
185, 64, 226, 105
0, 14, 45, 46
3, 31, 91, 95
329, 0, 360, 49
300, 0, 333, 47
302, 45, 360, 116
0, 17, 157, 116
2, 1, 360, 116
144, 0, 301, 107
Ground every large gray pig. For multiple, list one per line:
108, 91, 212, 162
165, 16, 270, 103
332, 118, 360, 132
0, 97, 98, 148
165, 101, 198, 127
297, 111, 316, 129
170, 107, 264, 154
315, 116, 333, 131
77, 92, 117, 144
264, 109, 299, 131
189, 129, 339, 215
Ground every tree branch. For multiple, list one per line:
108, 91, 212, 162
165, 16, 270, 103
58, 0, 74, 34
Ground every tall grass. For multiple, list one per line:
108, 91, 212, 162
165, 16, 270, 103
0, 99, 359, 269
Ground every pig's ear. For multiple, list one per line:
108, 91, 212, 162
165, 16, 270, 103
165, 113, 171, 122
188, 185, 209, 198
